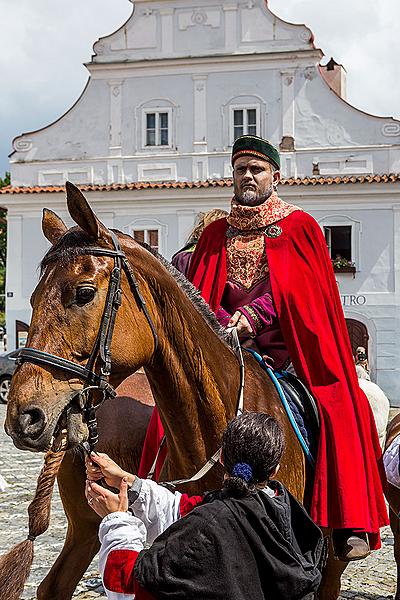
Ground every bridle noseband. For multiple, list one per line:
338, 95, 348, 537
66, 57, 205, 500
17, 230, 158, 451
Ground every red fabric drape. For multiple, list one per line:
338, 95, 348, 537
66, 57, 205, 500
188, 213, 388, 544
138, 408, 168, 480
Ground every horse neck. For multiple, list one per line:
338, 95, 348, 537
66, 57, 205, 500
142, 266, 240, 477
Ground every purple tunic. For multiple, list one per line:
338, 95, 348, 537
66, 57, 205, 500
217, 275, 290, 370
171, 245, 196, 278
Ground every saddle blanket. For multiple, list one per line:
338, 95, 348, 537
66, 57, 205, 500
244, 349, 318, 465
383, 434, 400, 489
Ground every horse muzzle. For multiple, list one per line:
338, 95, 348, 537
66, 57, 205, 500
5, 393, 89, 452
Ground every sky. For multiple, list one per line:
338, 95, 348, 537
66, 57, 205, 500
1, 0, 399, 178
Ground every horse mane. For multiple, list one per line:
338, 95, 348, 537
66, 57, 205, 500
40, 229, 233, 348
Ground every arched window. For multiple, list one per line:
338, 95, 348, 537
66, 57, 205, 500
124, 218, 168, 256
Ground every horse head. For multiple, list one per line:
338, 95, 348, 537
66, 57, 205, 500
6, 183, 157, 452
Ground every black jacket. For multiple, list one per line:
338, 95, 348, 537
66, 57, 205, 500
135, 481, 324, 600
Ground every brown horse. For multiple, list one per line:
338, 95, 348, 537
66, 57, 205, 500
4, 183, 347, 599
36, 372, 153, 600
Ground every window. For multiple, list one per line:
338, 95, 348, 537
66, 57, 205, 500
126, 218, 168, 256
137, 100, 176, 152
319, 215, 361, 273
133, 229, 159, 252
145, 112, 169, 147
324, 225, 352, 262
233, 108, 258, 140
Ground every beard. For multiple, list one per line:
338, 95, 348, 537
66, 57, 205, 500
235, 183, 274, 207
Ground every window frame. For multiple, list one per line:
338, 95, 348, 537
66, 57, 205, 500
125, 218, 168, 256
319, 215, 361, 273
132, 228, 160, 252
142, 107, 173, 150
324, 225, 352, 262
229, 103, 260, 145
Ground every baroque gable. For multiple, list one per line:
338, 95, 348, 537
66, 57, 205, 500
92, 0, 315, 62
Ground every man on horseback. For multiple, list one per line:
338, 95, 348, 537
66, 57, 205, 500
184, 134, 388, 561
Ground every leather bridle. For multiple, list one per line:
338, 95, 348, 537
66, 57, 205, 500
16, 230, 158, 451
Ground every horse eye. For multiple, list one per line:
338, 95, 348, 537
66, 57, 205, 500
75, 287, 96, 305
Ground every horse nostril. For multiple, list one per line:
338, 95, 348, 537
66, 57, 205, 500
19, 407, 46, 438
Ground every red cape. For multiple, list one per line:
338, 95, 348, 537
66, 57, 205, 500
138, 407, 168, 481
187, 212, 388, 541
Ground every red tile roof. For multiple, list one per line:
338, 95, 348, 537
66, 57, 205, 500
1, 174, 400, 194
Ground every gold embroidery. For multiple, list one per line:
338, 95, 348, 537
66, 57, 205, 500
227, 233, 269, 290
227, 193, 300, 230
241, 305, 263, 332
225, 194, 301, 289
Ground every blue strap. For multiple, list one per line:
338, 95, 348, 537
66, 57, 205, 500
244, 348, 315, 468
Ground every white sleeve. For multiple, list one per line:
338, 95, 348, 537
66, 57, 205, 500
98, 512, 146, 600
129, 479, 182, 544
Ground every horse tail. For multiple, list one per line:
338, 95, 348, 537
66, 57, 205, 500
0, 448, 65, 600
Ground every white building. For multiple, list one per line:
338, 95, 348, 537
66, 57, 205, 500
2, 0, 400, 402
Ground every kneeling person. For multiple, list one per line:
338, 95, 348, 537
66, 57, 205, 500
86, 413, 324, 600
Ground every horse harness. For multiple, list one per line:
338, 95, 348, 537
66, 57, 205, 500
16, 228, 245, 487
16, 230, 158, 452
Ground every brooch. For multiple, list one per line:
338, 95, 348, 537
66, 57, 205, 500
265, 224, 282, 238
226, 226, 240, 239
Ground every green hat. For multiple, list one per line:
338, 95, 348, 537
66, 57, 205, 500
231, 135, 280, 170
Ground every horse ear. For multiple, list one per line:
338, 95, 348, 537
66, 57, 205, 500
42, 209, 68, 245
65, 181, 109, 241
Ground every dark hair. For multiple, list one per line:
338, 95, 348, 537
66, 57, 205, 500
222, 412, 285, 498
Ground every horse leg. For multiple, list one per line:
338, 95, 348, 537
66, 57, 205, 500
316, 532, 347, 600
37, 449, 101, 600
37, 395, 152, 599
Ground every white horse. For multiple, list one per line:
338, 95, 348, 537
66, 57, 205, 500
356, 365, 390, 449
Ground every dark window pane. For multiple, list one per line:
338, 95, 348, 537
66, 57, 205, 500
133, 230, 145, 244
146, 129, 156, 146
160, 127, 169, 145
159, 113, 168, 128
233, 110, 243, 126
330, 226, 352, 261
146, 113, 156, 129
247, 124, 257, 136
234, 125, 244, 140
148, 229, 159, 250
247, 109, 257, 126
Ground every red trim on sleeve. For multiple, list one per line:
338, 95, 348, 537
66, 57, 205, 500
179, 493, 203, 517
104, 549, 139, 594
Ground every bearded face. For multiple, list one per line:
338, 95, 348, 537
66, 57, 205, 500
233, 156, 280, 207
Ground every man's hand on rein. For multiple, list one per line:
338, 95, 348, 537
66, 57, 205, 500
85, 452, 135, 489
228, 311, 254, 338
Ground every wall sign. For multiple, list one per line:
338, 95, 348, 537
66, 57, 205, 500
341, 294, 366, 307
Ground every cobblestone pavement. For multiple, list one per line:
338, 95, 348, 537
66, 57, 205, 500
0, 404, 397, 599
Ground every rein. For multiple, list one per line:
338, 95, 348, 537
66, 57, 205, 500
153, 327, 245, 489
17, 227, 245, 488
16, 230, 158, 451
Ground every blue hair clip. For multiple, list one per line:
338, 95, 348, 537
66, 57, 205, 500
232, 462, 253, 482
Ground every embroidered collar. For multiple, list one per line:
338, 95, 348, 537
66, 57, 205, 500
225, 193, 301, 290
227, 193, 301, 232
